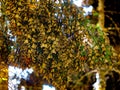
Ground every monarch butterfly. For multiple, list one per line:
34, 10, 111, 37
24, 57, 31, 66
80, 56, 87, 61
16, 31, 22, 35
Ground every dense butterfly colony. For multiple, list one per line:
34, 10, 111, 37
0, 0, 119, 89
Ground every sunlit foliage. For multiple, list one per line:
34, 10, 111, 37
0, 0, 119, 89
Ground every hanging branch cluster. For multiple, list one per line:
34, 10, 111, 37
0, 0, 119, 89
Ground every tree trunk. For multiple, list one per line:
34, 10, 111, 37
98, 0, 105, 31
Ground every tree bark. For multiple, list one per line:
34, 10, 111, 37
98, 0, 105, 31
